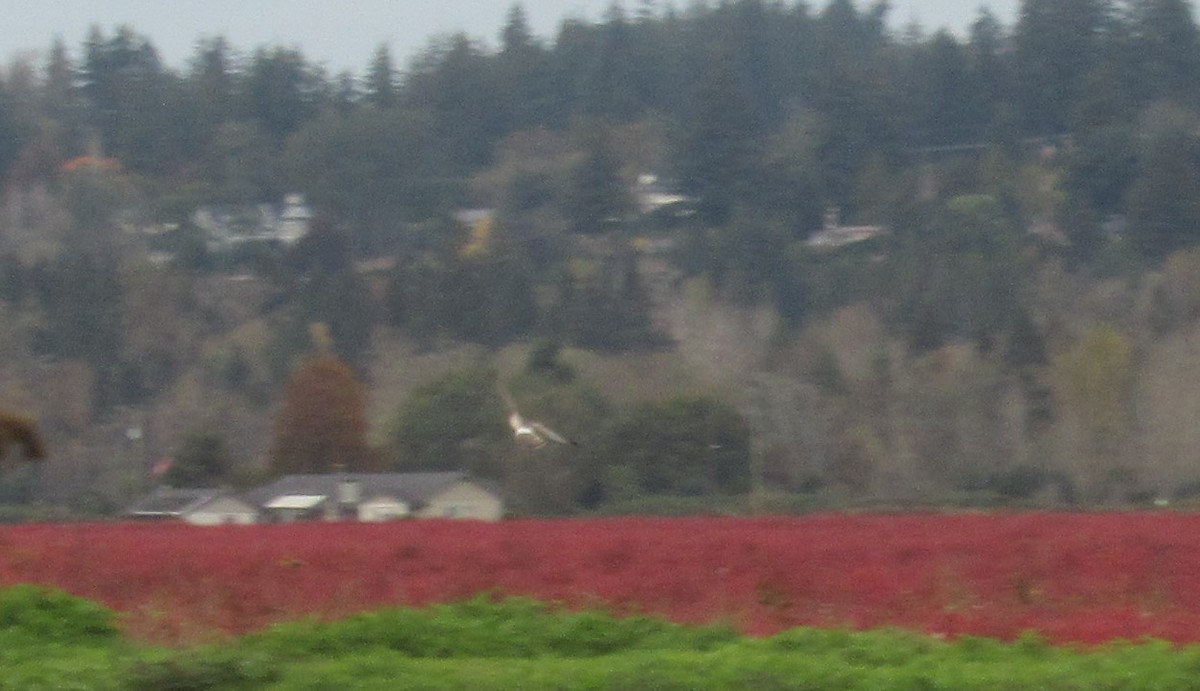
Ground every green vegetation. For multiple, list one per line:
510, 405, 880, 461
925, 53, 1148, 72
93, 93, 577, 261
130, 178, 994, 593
6, 586, 1200, 690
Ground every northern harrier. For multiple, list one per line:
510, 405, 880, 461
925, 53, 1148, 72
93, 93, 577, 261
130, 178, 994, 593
499, 384, 576, 449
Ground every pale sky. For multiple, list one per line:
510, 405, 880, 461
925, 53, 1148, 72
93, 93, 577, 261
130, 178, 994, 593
3, 1, 1021, 76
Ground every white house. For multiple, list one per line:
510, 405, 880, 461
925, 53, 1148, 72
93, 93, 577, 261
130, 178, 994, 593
805, 207, 888, 250
245, 471, 504, 523
192, 193, 313, 251
413, 478, 505, 520
124, 487, 258, 526
633, 173, 693, 216
275, 193, 314, 244
359, 496, 410, 522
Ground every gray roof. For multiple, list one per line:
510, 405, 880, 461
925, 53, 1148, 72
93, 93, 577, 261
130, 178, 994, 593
243, 471, 475, 509
124, 486, 227, 517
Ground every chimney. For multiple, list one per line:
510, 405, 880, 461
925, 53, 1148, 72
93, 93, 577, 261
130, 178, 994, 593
338, 478, 360, 505
331, 465, 360, 520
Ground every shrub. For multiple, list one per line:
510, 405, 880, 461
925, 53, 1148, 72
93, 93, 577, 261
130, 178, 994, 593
126, 649, 280, 691
246, 596, 736, 661
0, 585, 117, 645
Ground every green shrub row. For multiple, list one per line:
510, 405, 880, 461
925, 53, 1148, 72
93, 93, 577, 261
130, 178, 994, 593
6, 587, 1200, 690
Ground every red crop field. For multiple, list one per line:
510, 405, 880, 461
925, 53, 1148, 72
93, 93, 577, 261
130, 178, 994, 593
1, 512, 1199, 645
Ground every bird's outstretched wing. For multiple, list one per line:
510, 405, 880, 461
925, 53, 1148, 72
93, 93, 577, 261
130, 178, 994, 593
530, 421, 575, 446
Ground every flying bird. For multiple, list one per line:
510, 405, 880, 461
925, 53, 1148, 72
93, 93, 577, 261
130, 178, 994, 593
499, 384, 576, 449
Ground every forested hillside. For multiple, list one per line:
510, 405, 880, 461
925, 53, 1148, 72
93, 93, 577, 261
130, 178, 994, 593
2, 0, 1200, 515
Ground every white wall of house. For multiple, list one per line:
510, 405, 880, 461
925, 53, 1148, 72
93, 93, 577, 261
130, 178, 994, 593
358, 497, 410, 522
416, 481, 503, 521
185, 496, 258, 526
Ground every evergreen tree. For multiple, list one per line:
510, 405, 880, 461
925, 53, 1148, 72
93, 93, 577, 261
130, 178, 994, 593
80, 25, 184, 173
564, 122, 630, 235
282, 106, 445, 245
580, 4, 644, 120
908, 31, 976, 146
552, 250, 660, 351
678, 41, 758, 224
364, 43, 398, 109
1126, 117, 1200, 258
1126, 0, 1200, 105
42, 37, 82, 131
405, 33, 502, 171
501, 3, 535, 55
1014, 0, 1113, 133
967, 8, 1013, 136
186, 36, 236, 156
497, 3, 554, 129
895, 194, 1027, 351
0, 83, 27, 183
242, 46, 320, 140
163, 432, 230, 488
30, 253, 124, 370
808, 0, 897, 205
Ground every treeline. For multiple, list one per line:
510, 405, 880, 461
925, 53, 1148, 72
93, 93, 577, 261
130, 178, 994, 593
7, 0, 1200, 511
0, 2, 1198, 317
1, 1, 1199, 248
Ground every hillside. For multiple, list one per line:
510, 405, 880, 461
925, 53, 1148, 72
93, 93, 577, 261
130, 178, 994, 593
4, 1, 1200, 513
5, 214, 1200, 514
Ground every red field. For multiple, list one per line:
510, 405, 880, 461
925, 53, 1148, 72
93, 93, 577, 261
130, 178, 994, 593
1, 512, 1199, 645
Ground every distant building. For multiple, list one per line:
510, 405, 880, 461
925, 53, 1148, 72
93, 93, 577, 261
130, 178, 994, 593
633, 173, 694, 217
452, 208, 495, 228
275, 194, 314, 244
804, 207, 888, 250
454, 209, 495, 259
244, 471, 504, 523
193, 193, 313, 251
126, 472, 505, 526
123, 487, 258, 526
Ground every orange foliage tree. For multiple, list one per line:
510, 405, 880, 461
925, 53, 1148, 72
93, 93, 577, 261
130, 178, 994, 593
0, 409, 46, 460
270, 355, 374, 475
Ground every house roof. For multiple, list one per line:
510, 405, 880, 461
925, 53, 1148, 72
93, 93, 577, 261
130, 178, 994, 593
124, 487, 228, 517
244, 471, 476, 509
